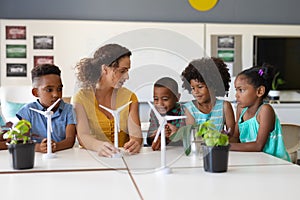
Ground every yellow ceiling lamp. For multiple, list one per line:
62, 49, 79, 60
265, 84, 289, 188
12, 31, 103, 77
189, 0, 219, 11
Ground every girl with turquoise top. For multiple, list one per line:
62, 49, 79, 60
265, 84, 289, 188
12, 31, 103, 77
231, 64, 290, 161
181, 57, 235, 136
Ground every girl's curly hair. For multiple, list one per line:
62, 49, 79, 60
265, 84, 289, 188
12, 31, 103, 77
181, 57, 231, 97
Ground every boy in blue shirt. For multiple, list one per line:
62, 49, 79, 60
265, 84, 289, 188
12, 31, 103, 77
17, 64, 76, 153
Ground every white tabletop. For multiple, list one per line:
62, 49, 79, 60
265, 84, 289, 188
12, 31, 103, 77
0, 147, 126, 173
0, 147, 291, 174
0, 146, 298, 200
131, 164, 300, 200
122, 146, 291, 173
0, 170, 141, 200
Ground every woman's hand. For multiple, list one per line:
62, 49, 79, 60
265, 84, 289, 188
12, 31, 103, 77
97, 141, 119, 157
124, 138, 142, 154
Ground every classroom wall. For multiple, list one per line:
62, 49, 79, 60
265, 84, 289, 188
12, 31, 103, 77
2, 19, 300, 102
0, 19, 205, 100
205, 23, 300, 101
0, 0, 300, 25
1, 1, 299, 102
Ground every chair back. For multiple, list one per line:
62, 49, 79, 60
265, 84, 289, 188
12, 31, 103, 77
0, 86, 36, 122
281, 123, 300, 163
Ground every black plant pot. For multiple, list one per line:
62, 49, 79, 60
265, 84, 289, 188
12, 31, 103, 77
8, 141, 36, 170
202, 145, 230, 173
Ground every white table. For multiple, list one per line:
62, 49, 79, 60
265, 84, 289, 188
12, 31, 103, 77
131, 164, 300, 200
0, 147, 126, 173
122, 146, 291, 173
0, 146, 290, 174
0, 146, 298, 200
0, 170, 141, 200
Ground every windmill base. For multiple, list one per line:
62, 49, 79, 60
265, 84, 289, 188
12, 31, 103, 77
111, 152, 122, 158
42, 153, 57, 159
157, 167, 172, 174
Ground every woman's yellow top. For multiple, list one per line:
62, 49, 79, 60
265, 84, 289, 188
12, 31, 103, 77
73, 87, 138, 147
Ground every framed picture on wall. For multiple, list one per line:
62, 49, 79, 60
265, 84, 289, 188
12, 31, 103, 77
6, 26, 26, 40
34, 56, 54, 67
33, 36, 54, 49
218, 36, 234, 48
217, 50, 235, 62
6, 44, 27, 58
6, 63, 27, 77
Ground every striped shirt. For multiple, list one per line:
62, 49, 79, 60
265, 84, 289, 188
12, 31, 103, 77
184, 99, 224, 132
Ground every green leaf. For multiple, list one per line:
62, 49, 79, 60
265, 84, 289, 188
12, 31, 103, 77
196, 120, 229, 147
170, 124, 193, 142
3, 119, 31, 144
205, 138, 215, 146
170, 124, 195, 156
272, 72, 285, 90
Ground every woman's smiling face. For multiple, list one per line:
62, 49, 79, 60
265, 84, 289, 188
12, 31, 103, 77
110, 56, 131, 89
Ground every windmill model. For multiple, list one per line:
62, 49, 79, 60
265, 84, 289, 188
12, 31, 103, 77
30, 98, 61, 159
99, 101, 132, 158
148, 101, 186, 174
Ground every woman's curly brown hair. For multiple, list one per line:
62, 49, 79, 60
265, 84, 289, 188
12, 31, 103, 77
75, 44, 131, 88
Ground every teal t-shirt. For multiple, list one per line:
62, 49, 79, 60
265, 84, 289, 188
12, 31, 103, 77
238, 105, 291, 161
184, 99, 224, 132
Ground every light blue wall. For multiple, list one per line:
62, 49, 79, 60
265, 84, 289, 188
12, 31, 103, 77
0, 0, 299, 24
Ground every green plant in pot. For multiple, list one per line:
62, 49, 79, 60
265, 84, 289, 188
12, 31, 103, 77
268, 72, 285, 101
198, 120, 230, 173
170, 120, 230, 173
1, 119, 36, 169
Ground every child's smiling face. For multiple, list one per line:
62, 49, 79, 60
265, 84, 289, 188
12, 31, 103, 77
190, 79, 211, 104
33, 74, 63, 110
153, 86, 179, 114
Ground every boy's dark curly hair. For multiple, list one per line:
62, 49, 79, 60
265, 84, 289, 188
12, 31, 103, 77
31, 64, 61, 86
181, 57, 231, 96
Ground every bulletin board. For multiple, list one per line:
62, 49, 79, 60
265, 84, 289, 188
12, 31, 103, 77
210, 35, 242, 77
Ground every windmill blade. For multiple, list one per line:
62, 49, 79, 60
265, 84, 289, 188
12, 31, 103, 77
30, 108, 46, 115
99, 104, 114, 114
153, 122, 165, 143
47, 98, 61, 111
165, 115, 187, 121
147, 101, 163, 121
116, 101, 132, 112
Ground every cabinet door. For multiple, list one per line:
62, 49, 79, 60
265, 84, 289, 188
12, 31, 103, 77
272, 104, 300, 125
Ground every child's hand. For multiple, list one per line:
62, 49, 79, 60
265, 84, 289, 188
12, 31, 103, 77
151, 135, 161, 151
39, 138, 47, 153
165, 123, 178, 138
39, 139, 56, 153
51, 140, 57, 152
5, 121, 13, 128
